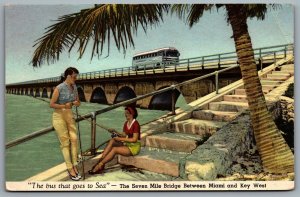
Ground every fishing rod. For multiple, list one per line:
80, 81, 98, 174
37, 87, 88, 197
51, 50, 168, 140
75, 113, 125, 137
75, 106, 85, 180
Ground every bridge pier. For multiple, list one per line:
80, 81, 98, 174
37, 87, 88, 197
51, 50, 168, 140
135, 82, 155, 108
83, 84, 94, 102
104, 83, 118, 105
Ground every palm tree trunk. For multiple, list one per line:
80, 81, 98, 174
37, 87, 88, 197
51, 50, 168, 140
226, 5, 294, 173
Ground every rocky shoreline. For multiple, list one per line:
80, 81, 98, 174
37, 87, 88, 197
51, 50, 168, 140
217, 146, 294, 181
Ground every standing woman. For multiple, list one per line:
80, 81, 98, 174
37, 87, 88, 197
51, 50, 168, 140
88, 106, 141, 174
50, 67, 81, 181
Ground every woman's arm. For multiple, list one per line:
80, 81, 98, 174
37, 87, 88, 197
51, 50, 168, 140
108, 128, 126, 137
50, 88, 74, 109
116, 131, 127, 137
115, 133, 138, 143
50, 88, 69, 109
72, 86, 81, 107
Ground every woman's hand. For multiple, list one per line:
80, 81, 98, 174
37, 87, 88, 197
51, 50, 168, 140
65, 102, 73, 109
73, 100, 80, 107
108, 128, 117, 133
114, 137, 122, 142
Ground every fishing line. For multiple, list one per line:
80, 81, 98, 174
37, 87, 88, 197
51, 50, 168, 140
75, 106, 85, 180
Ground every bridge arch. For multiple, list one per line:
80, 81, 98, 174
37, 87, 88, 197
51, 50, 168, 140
149, 86, 181, 111
25, 88, 28, 95
35, 88, 40, 97
114, 86, 136, 105
29, 88, 34, 96
42, 88, 48, 98
77, 86, 86, 102
50, 88, 54, 99
90, 87, 108, 104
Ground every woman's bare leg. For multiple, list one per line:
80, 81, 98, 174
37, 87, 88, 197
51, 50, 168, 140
102, 146, 131, 164
101, 138, 122, 159
93, 146, 131, 172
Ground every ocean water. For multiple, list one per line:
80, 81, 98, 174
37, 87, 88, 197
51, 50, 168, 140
5, 94, 187, 181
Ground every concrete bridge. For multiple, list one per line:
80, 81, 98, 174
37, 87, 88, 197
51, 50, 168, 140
6, 67, 242, 110
6, 44, 292, 110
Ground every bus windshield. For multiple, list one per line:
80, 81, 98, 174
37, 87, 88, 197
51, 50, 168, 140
165, 51, 179, 57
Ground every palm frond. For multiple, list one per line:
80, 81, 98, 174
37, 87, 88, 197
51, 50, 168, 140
243, 4, 268, 20
171, 4, 214, 27
31, 4, 170, 67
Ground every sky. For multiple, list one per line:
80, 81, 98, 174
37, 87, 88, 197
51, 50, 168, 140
5, 4, 294, 84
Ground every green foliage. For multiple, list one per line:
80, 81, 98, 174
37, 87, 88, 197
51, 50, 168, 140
31, 4, 279, 67
32, 4, 170, 67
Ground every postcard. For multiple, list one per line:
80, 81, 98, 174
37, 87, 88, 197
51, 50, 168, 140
5, 3, 294, 191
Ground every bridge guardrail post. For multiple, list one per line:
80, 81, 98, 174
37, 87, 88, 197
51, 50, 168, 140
259, 58, 263, 71
284, 46, 287, 59
187, 59, 190, 71
202, 57, 204, 70
274, 52, 277, 65
215, 71, 219, 94
171, 85, 176, 115
259, 48, 262, 60
90, 112, 96, 155
218, 54, 221, 69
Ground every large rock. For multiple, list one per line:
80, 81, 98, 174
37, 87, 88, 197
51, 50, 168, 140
184, 114, 254, 180
280, 96, 294, 123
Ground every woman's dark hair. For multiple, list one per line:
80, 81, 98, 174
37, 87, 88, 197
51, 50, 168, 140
125, 106, 138, 119
60, 67, 79, 82
64, 67, 79, 78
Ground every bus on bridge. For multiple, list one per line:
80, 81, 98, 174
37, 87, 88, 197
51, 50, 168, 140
132, 47, 180, 70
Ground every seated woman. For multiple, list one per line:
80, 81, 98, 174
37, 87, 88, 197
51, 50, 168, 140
88, 106, 141, 174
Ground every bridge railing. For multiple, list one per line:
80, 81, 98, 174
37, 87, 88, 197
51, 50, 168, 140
77, 43, 293, 80
6, 43, 293, 86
